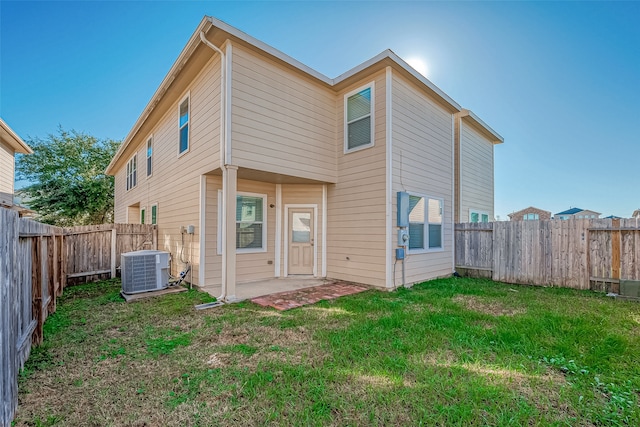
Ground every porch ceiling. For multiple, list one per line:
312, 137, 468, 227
209, 166, 332, 185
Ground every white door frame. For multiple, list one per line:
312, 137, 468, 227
284, 204, 318, 277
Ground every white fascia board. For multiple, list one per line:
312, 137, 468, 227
207, 16, 333, 86
459, 109, 504, 144
106, 17, 213, 175
0, 118, 33, 154
334, 50, 462, 112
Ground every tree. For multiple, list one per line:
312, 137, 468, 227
16, 127, 120, 226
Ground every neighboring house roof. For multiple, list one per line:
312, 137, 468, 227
0, 118, 33, 154
458, 109, 504, 144
603, 215, 622, 219
508, 206, 551, 219
555, 207, 601, 216
632, 209, 640, 218
555, 207, 584, 216
107, 15, 476, 175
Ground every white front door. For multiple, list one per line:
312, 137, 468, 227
288, 209, 314, 275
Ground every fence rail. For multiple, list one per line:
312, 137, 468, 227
455, 218, 640, 290
1, 213, 157, 427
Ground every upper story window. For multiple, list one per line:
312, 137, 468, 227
344, 83, 374, 153
146, 136, 153, 177
523, 213, 539, 220
408, 194, 443, 252
470, 210, 490, 223
126, 155, 137, 191
179, 95, 190, 155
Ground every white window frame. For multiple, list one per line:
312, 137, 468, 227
140, 207, 146, 224
150, 203, 158, 225
146, 135, 153, 177
217, 190, 268, 254
126, 154, 137, 191
344, 82, 375, 154
469, 209, 490, 223
178, 93, 190, 157
407, 192, 444, 254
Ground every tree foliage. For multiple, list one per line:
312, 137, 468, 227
16, 127, 120, 226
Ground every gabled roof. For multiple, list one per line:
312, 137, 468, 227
555, 207, 584, 216
457, 109, 504, 144
604, 215, 622, 219
633, 209, 640, 218
107, 16, 470, 175
508, 206, 551, 218
0, 118, 33, 154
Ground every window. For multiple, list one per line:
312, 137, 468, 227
178, 96, 189, 154
408, 194, 443, 251
236, 195, 265, 251
523, 213, 539, 221
344, 83, 374, 152
140, 207, 146, 224
126, 155, 137, 191
151, 204, 157, 225
146, 136, 153, 177
217, 191, 267, 253
470, 210, 490, 223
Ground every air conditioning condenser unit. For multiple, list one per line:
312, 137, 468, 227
121, 250, 170, 294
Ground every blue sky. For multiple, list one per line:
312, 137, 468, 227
2, 1, 639, 219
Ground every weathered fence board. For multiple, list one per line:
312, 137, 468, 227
64, 224, 157, 285
1, 218, 154, 426
455, 219, 640, 290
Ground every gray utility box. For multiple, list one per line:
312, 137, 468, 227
620, 280, 640, 298
121, 250, 170, 295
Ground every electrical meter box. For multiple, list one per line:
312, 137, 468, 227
397, 192, 410, 227
398, 229, 409, 247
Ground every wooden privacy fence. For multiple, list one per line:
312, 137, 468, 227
1, 216, 157, 427
455, 218, 640, 290
65, 223, 158, 285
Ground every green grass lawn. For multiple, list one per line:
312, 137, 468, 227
15, 277, 640, 426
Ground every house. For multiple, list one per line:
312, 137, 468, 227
632, 210, 640, 219
454, 109, 503, 223
508, 206, 552, 221
105, 16, 502, 300
0, 118, 33, 215
554, 207, 600, 220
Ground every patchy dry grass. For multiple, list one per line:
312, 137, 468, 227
15, 277, 640, 426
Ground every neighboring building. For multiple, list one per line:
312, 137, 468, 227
632, 209, 640, 219
603, 215, 622, 219
0, 118, 33, 214
454, 109, 503, 223
508, 206, 552, 221
554, 208, 600, 220
106, 16, 502, 299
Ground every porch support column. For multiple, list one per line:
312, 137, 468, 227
222, 165, 238, 301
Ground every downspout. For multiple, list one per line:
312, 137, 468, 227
199, 31, 228, 300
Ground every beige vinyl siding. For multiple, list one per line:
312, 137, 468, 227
282, 184, 324, 276
460, 119, 494, 222
113, 55, 222, 285
327, 72, 387, 287
391, 72, 454, 285
0, 142, 14, 204
204, 175, 222, 286
231, 44, 337, 183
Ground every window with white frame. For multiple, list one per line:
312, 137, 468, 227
126, 155, 137, 191
140, 207, 146, 224
178, 96, 189, 154
470, 210, 490, 223
344, 83, 374, 152
217, 192, 267, 253
408, 194, 443, 251
146, 136, 153, 177
523, 213, 539, 220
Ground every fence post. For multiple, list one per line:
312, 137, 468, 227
111, 228, 117, 279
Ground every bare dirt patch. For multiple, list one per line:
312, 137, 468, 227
453, 294, 526, 316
